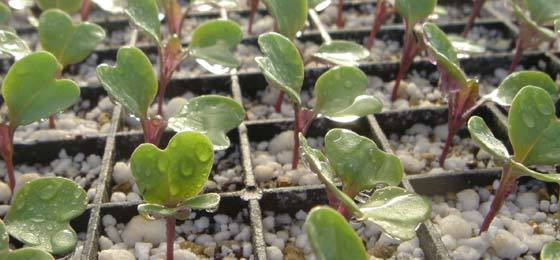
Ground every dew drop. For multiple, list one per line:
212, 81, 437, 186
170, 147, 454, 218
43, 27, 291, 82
51, 229, 76, 253
39, 184, 58, 201
195, 146, 211, 162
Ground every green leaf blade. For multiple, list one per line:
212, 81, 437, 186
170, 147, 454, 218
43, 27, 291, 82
467, 116, 510, 161
96, 47, 158, 120
325, 129, 403, 196
262, 0, 308, 40
395, 0, 436, 27
494, 70, 559, 107
509, 86, 560, 165
39, 10, 106, 67
126, 0, 161, 44
359, 187, 431, 241
0, 30, 31, 60
168, 95, 245, 151
130, 131, 214, 207
180, 193, 220, 210
37, 0, 83, 13
2, 51, 80, 127
5, 177, 87, 255
541, 240, 560, 260
190, 20, 243, 68
305, 206, 368, 260
313, 40, 369, 66
423, 22, 467, 87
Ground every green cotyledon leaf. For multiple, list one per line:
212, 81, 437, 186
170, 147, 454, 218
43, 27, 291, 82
39, 9, 106, 67
5, 177, 87, 255
325, 128, 403, 197
541, 240, 560, 260
395, 0, 437, 28
509, 86, 560, 165
255, 32, 304, 105
1, 51, 80, 127
314, 66, 382, 122
524, 0, 560, 24
168, 95, 245, 151
312, 40, 370, 66
467, 116, 510, 161
130, 131, 214, 207
36, 0, 83, 13
190, 19, 243, 68
126, 0, 161, 44
305, 206, 368, 260
0, 30, 31, 60
0, 219, 54, 260
262, 0, 308, 40
492, 70, 559, 107
96, 47, 158, 120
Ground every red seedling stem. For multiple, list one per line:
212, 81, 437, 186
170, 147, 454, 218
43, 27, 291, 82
461, 0, 486, 37
274, 92, 284, 113
366, 0, 390, 49
157, 40, 184, 116
509, 38, 524, 74
248, 0, 259, 35
480, 164, 519, 233
141, 117, 167, 146
0, 124, 15, 193
336, 0, 345, 28
165, 0, 184, 36
81, 0, 92, 21
291, 106, 316, 170
166, 216, 176, 260
391, 27, 419, 101
49, 71, 63, 129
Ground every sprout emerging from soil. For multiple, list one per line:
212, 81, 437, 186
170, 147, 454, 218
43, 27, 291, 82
256, 32, 382, 169
124, 0, 243, 116
0, 52, 80, 193
467, 86, 560, 233
390, 0, 437, 101
300, 129, 431, 241
506, 0, 560, 73
131, 131, 221, 260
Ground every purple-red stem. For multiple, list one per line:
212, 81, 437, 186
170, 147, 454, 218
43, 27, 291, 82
0, 124, 15, 193
165, 0, 184, 36
366, 0, 389, 49
292, 105, 302, 170
141, 118, 167, 146
247, 0, 259, 35
166, 216, 176, 260
274, 92, 284, 113
480, 164, 518, 233
461, 0, 486, 37
336, 0, 345, 28
81, 0, 92, 21
49, 72, 63, 129
508, 38, 524, 74
391, 27, 418, 101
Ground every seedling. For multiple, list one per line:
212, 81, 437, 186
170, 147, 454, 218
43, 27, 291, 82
248, 0, 308, 36
4, 177, 87, 255
541, 241, 560, 260
506, 0, 560, 73
256, 32, 382, 169
0, 52, 80, 192
131, 131, 220, 260
365, 0, 396, 49
0, 219, 54, 260
305, 206, 368, 260
300, 129, 431, 240
462, 0, 487, 37
467, 86, 560, 232
390, 0, 437, 101
423, 22, 559, 166
124, 0, 243, 116
97, 47, 244, 147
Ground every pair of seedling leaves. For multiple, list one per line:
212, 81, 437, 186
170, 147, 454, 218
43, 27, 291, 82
0, 177, 88, 259
299, 129, 431, 260
257, 32, 382, 120
508, 0, 560, 45
423, 22, 559, 118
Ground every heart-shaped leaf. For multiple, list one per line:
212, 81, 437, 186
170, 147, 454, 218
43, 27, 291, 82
0, 248, 54, 260
36, 0, 83, 13
2, 51, 80, 127
256, 32, 304, 105
423, 22, 467, 87
126, 0, 161, 44
325, 128, 403, 197
492, 70, 559, 107
0, 3, 11, 26
0, 30, 31, 60
358, 186, 431, 241
305, 206, 368, 260
92, 0, 125, 13
97, 47, 158, 120
5, 177, 87, 255
314, 66, 382, 122
468, 116, 510, 161
313, 40, 370, 66
509, 86, 560, 165
190, 20, 243, 68
131, 131, 214, 207
525, 0, 560, 24
395, 0, 437, 27
168, 95, 245, 151
39, 10, 106, 67
262, 0, 308, 40
541, 241, 560, 260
